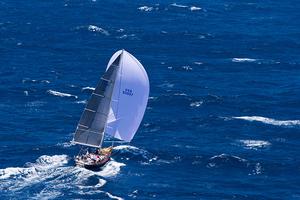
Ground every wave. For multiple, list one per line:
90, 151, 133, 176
75, 100, 87, 104
170, 3, 201, 11
170, 3, 188, 8
232, 116, 300, 127
190, 101, 203, 107
117, 34, 136, 39
182, 65, 193, 71
56, 142, 75, 148
190, 6, 202, 11
0, 155, 69, 192
0, 155, 68, 180
238, 140, 271, 150
174, 93, 187, 96
88, 25, 110, 36
158, 82, 174, 88
148, 96, 158, 100
232, 58, 257, 62
194, 61, 203, 65
22, 79, 50, 84
0, 154, 125, 198
81, 86, 95, 92
207, 154, 247, 168
113, 145, 154, 161
47, 90, 78, 99
138, 6, 153, 12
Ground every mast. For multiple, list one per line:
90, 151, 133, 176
73, 53, 122, 148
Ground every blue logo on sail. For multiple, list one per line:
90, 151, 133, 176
123, 88, 133, 96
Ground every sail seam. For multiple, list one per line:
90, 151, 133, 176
113, 51, 124, 139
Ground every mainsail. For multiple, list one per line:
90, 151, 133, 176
73, 54, 121, 148
73, 50, 149, 147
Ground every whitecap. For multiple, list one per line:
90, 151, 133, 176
174, 93, 187, 96
75, 100, 87, 104
148, 96, 158, 100
76, 160, 125, 178
238, 140, 271, 150
232, 116, 300, 127
209, 154, 247, 162
171, 3, 188, 8
232, 58, 257, 62
82, 86, 95, 92
138, 6, 153, 12
24, 90, 29, 96
56, 142, 75, 148
194, 61, 203, 65
182, 65, 192, 70
251, 163, 263, 175
41, 80, 50, 84
47, 90, 78, 99
190, 101, 203, 107
113, 145, 152, 160
104, 191, 124, 200
117, 28, 124, 32
117, 34, 136, 39
88, 25, 110, 36
159, 82, 174, 88
190, 6, 202, 11
0, 154, 69, 191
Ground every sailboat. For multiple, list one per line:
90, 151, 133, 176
72, 50, 149, 170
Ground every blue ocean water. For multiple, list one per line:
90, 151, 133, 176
1, 0, 300, 199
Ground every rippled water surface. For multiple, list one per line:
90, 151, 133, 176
1, 0, 300, 199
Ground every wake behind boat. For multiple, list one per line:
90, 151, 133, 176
72, 50, 149, 170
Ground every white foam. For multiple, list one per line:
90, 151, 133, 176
30, 155, 69, 170
252, 163, 263, 175
148, 96, 158, 100
113, 145, 140, 151
56, 142, 75, 148
174, 93, 187, 96
75, 100, 87, 104
190, 6, 202, 11
182, 65, 193, 71
171, 3, 188, 8
47, 90, 78, 99
138, 6, 153, 12
117, 34, 136, 39
82, 86, 95, 91
233, 116, 300, 127
194, 61, 203, 65
190, 101, 203, 107
105, 191, 124, 200
232, 58, 257, 62
209, 154, 247, 162
238, 140, 271, 150
159, 82, 174, 88
114, 145, 153, 161
77, 160, 125, 178
41, 80, 50, 84
0, 155, 69, 192
117, 28, 124, 32
88, 25, 110, 36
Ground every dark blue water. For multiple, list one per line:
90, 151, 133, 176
1, 1, 300, 199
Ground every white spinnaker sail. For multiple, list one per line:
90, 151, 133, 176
105, 50, 149, 142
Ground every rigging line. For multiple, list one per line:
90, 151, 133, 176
112, 51, 124, 147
